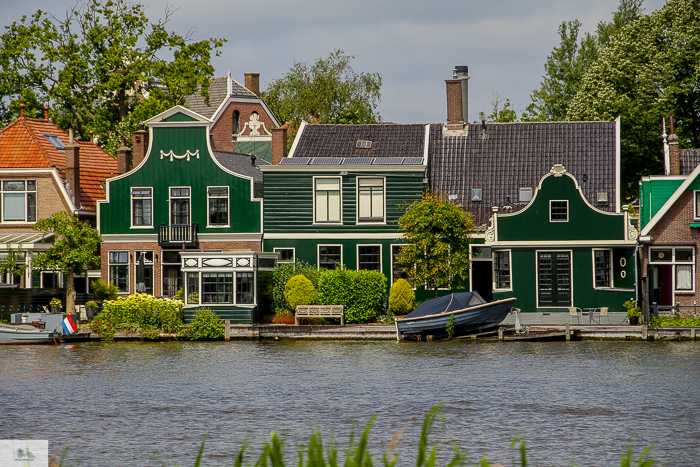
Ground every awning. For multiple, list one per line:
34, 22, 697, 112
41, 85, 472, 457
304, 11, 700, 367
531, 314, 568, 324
0, 233, 54, 249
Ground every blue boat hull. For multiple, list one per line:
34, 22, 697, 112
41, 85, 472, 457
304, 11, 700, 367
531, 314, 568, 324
396, 298, 517, 339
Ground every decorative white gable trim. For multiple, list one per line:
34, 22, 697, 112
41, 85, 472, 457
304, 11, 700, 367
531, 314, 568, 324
160, 150, 200, 162
550, 164, 567, 177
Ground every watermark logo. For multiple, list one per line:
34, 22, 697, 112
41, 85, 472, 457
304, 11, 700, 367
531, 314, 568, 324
0, 440, 48, 466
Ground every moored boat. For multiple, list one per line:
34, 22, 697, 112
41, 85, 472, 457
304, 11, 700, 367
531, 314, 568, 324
0, 323, 62, 345
395, 291, 516, 340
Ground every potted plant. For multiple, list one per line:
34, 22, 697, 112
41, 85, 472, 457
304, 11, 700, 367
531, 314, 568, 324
623, 299, 641, 325
85, 300, 98, 321
49, 297, 62, 314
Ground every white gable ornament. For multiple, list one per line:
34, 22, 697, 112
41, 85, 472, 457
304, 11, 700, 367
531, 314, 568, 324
240, 112, 271, 137
160, 150, 200, 162
550, 164, 567, 177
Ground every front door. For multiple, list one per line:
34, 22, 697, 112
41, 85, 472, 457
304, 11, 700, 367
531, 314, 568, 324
651, 264, 673, 306
538, 252, 571, 308
472, 260, 493, 302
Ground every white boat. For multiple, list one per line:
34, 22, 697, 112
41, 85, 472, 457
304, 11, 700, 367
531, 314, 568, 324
0, 323, 62, 345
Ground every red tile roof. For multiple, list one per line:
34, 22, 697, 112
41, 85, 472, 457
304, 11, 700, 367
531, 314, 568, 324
0, 117, 119, 210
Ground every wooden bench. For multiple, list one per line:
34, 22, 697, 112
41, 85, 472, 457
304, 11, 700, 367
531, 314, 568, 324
295, 305, 344, 325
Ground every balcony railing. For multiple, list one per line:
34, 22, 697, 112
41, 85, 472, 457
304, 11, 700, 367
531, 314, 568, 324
158, 223, 198, 247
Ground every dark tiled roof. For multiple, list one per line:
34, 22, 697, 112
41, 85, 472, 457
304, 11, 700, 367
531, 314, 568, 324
292, 124, 426, 159
184, 77, 256, 118
428, 121, 617, 229
679, 148, 700, 175
211, 150, 268, 199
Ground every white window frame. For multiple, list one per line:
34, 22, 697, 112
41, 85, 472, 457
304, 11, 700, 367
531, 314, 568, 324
649, 246, 695, 294
492, 249, 512, 292
356, 244, 382, 273
207, 186, 230, 228
1, 179, 37, 224
169, 186, 191, 226
390, 243, 415, 287
108, 250, 130, 294
274, 247, 295, 264
592, 248, 613, 289
130, 187, 153, 228
161, 251, 182, 298
235, 271, 256, 305
133, 250, 154, 294
317, 244, 343, 270
549, 200, 569, 222
694, 191, 700, 220
356, 177, 386, 224
186, 271, 200, 305
312, 176, 342, 225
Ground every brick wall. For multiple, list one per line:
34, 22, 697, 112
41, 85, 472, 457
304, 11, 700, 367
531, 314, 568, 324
210, 102, 275, 152
445, 80, 464, 125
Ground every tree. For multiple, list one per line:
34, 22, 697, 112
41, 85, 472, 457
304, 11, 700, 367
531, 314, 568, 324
32, 211, 102, 314
261, 50, 382, 128
0, 0, 225, 150
0, 245, 27, 282
397, 191, 475, 299
568, 0, 700, 198
479, 92, 519, 123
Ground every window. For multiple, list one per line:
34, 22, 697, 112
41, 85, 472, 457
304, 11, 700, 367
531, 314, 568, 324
314, 178, 341, 223
162, 251, 182, 297
108, 251, 129, 292
358, 245, 381, 272
594, 249, 612, 288
519, 187, 533, 203
208, 186, 229, 227
695, 192, 700, 220
471, 246, 492, 260
274, 248, 295, 263
43, 135, 65, 151
236, 272, 254, 304
202, 272, 233, 304
391, 245, 411, 284
134, 251, 154, 294
131, 188, 152, 227
232, 110, 240, 135
1, 180, 36, 222
550, 200, 568, 222
358, 178, 384, 222
649, 247, 695, 292
187, 272, 200, 304
318, 245, 341, 270
493, 250, 511, 290
170, 187, 190, 226
471, 188, 482, 202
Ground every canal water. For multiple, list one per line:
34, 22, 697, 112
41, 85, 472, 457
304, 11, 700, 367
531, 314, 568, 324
1, 340, 699, 466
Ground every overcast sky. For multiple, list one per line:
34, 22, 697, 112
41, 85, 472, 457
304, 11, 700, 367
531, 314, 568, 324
3, 0, 668, 124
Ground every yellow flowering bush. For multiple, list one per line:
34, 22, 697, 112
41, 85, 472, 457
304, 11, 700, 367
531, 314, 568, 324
100, 293, 183, 332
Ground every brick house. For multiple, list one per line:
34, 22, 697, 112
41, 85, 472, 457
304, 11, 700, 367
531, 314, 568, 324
0, 105, 118, 290
638, 126, 700, 316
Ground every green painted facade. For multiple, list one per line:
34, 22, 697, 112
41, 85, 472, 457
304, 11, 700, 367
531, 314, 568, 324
639, 178, 684, 229
235, 141, 272, 163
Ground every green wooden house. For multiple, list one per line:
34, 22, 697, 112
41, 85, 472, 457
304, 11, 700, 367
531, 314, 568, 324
486, 164, 637, 312
97, 105, 277, 322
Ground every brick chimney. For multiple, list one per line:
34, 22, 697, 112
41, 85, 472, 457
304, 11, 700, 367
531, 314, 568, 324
116, 137, 132, 174
65, 128, 80, 208
446, 66, 469, 129
132, 122, 149, 168
244, 73, 260, 96
271, 128, 287, 165
669, 116, 680, 175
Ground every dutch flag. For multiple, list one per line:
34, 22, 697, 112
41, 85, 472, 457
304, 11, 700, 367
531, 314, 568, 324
62, 315, 77, 336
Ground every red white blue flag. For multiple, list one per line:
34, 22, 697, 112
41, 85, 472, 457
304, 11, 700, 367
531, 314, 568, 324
61, 315, 77, 336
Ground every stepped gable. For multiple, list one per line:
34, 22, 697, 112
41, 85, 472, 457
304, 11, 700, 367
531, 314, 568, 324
183, 77, 256, 118
428, 121, 617, 229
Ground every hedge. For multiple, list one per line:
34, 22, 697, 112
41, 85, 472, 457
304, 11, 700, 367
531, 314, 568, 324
316, 267, 387, 323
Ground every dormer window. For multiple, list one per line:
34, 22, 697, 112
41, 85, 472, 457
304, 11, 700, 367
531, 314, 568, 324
471, 188, 482, 202
519, 187, 533, 203
43, 134, 65, 151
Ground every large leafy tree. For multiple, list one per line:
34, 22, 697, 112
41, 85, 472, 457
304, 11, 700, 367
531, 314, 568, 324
0, 0, 225, 151
397, 191, 474, 299
568, 0, 700, 198
32, 211, 102, 314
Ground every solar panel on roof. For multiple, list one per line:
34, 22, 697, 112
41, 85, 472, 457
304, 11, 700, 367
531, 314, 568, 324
342, 158, 373, 165
373, 157, 404, 165
279, 158, 311, 165
403, 157, 424, 165
310, 157, 343, 165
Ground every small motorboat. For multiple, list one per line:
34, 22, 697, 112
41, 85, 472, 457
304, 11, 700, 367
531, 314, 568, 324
395, 291, 517, 340
0, 323, 62, 345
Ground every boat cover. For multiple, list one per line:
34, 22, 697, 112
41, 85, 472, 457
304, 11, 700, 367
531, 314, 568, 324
404, 291, 487, 318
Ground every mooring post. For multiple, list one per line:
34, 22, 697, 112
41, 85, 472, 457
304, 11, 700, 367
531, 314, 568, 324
642, 325, 648, 341
225, 319, 230, 342
565, 322, 570, 341
691, 328, 696, 341
498, 327, 504, 340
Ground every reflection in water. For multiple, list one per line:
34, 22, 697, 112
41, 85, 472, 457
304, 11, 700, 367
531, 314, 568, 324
1, 341, 699, 466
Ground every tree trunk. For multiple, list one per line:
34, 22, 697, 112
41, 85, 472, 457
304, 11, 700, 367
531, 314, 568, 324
66, 265, 76, 315
434, 286, 439, 299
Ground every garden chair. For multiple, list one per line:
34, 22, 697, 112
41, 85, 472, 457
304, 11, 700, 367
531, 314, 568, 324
568, 307, 583, 324
596, 307, 611, 325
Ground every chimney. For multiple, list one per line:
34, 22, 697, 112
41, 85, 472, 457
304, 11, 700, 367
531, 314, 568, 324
271, 128, 287, 165
132, 121, 149, 168
669, 116, 680, 176
116, 136, 133, 174
65, 128, 81, 208
244, 73, 260, 96
445, 66, 469, 129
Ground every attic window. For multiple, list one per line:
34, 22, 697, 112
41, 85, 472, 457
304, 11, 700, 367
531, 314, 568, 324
519, 187, 533, 203
597, 192, 609, 205
356, 140, 373, 149
43, 134, 65, 151
471, 188, 482, 202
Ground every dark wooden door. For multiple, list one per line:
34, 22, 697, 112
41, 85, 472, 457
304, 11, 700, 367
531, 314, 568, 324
538, 252, 571, 307
471, 261, 493, 302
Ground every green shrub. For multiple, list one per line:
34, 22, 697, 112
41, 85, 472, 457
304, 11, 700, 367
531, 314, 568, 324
284, 274, 315, 311
181, 307, 224, 340
272, 260, 320, 311
388, 278, 415, 315
99, 293, 183, 333
91, 279, 119, 302
316, 267, 387, 323
650, 316, 700, 326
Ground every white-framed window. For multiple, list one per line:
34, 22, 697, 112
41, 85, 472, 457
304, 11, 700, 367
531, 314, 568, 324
236, 272, 255, 304
318, 245, 342, 270
471, 188, 482, 202
493, 250, 511, 290
314, 177, 341, 223
207, 186, 229, 227
169, 187, 191, 226
650, 247, 695, 292
1, 180, 36, 223
274, 248, 295, 263
357, 177, 385, 223
593, 249, 612, 288
357, 244, 381, 272
549, 200, 568, 222
695, 191, 700, 220
131, 187, 152, 227
134, 251, 154, 294
202, 272, 233, 304
519, 187, 533, 203
391, 244, 412, 285
186, 272, 200, 305
470, 244, 492, 261
162, 251, 182, 297
108, 251, 129, 293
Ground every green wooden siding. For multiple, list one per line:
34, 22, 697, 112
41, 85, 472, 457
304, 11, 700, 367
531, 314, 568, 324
100, 125, 261, 234
639, 178, 684, 229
